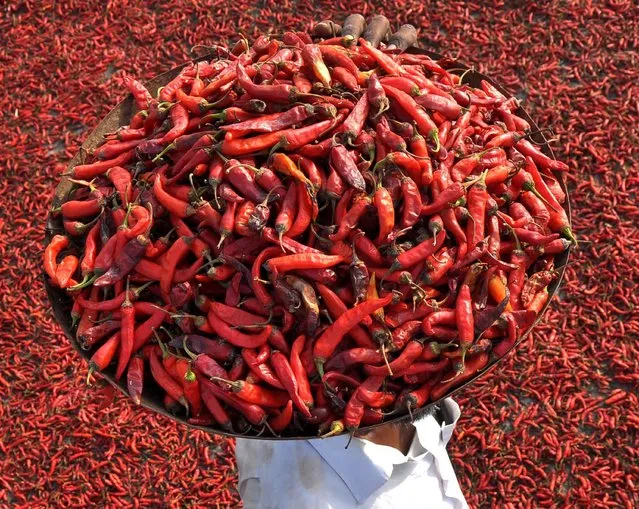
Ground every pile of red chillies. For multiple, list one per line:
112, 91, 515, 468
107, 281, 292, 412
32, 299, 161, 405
44, 29, 573, 436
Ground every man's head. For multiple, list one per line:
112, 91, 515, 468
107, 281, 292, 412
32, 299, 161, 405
354, 404, 439, 453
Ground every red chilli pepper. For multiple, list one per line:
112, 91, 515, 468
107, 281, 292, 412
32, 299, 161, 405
330, 145, 366, 192
115, 284, 136, 380
466, 172, 489, 251
154, 173, 194, 218
150, 346, 188, 411
68, 150, 135, 179
399, 175, 422, 229
242, 349, 285, 390
364, 341, 423, 376
391, 229, 446, 272
221, 118, 334, 156
266, 253, 344, 273
274, 184, 298, 243
343, 375, 385, 430
421, 182, 465, 216
201, 378, 266, 426
340, 93, 370, 145
207, 307, 272, 348
271, 351, 312, 417
175, 360, 203, 417
456, 283, 475, 355
291, 335, 314, 409
123, 75, 152, 108
358, 38, 404, 75
268, 400, 294, 433
160, 236, 192, 300
88, 333, 120, 374
430, 353, 489, 401
329, 193, 370, 242
212, 377, 289, 408
127, 355, 144, 405
373, 186, 395, 245
515, 139, 569, 172
316, 283, 375, 349
313, 294, 393, 373
301, 44, 332, 87
287, 182, 314, 238
55, 255, 79, 289
382, 84, 437, 139
353, 232, 385, 266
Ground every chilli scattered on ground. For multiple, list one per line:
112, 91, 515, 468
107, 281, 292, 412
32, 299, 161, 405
0, 1, 637, 507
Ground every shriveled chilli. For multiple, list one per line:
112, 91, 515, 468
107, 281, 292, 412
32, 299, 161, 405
45, 28, 571, 438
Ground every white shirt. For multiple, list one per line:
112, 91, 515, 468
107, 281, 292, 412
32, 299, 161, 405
235, 398, 467, 509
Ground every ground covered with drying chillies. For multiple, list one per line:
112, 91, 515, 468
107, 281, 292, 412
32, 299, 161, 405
1, 1, 637, 507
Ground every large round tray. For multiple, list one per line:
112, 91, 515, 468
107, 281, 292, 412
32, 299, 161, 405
45, 45, 572, 439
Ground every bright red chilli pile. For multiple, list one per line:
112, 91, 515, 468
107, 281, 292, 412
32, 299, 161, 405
44, 30, 572, 436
